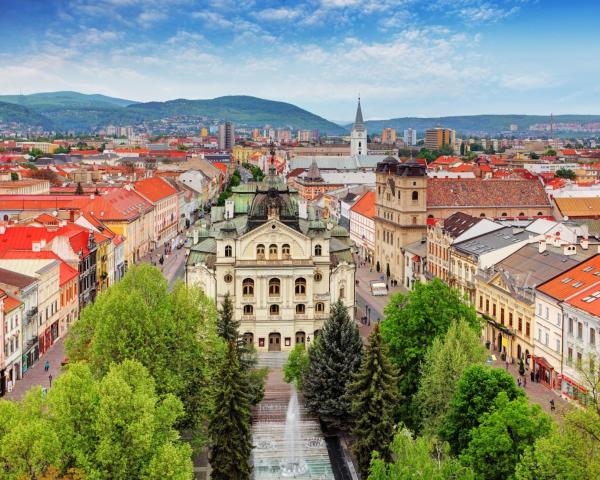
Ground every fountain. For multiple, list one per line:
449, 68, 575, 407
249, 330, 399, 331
279, 389, 309, 476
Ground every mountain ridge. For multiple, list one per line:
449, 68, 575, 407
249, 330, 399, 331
0, 92, 346, 134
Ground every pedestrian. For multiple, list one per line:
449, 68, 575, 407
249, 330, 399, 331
505, 359, 509, 370
49, 374, 53, 388
550, 399, 555, 412
44, 360, 49, 372
523, 376, 527, 388
530, 370, 535, 382
518, 378, 522, 387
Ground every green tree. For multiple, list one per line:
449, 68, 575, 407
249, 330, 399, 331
10, 172, 18, 181
0, 390, 63, 480
208, 342, 252, 480
28, 148, 45, 159
380, 279, 480, 425
303, 300, 363, 428
515, 407, 600, 480
55, 146, 71, 154
414, 319, 487, 435
555, 168, 576, 180
283, 344, 309, 390
461, 393, 552, 480
544, 149, 557, 156
529, 152, 539, 159
66, 265, 221, 443
349, 324, 398, 478
368, 429, 475, 480
216, 293, 266, 405
439, 365, 523, 454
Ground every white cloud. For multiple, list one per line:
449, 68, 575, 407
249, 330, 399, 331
191, 11, 234, 28
257, 7, 303, 21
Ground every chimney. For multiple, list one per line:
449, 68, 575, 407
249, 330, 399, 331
538, 239, 547, 253
581, 237, 589, 250
40, 239, 46, 249
564, 244, 576, 256
59, 219, 67, 227
193, 229, 199, 245
0, 225, 5, 234
90, 193, 95, 200
32, 242, 41, 252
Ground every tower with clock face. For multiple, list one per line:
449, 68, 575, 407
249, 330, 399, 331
350, 97, 367, 157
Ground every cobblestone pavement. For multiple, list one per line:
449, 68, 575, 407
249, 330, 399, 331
5, 338, 65, 401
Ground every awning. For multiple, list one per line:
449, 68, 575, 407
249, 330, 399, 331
533, 356, 554, 370
411, 255, 421, 263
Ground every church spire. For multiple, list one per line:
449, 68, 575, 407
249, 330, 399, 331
353, 96, 365, 131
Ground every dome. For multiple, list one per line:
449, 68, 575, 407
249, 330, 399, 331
381, 155, 399, 165
309, 219, 326, 231
330, 224, 350, 237
197, 226, 210, 238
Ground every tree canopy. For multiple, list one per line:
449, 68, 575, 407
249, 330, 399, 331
415, 319, 487, 435
0, 360, 193, 480
66, 264, 222, 443
349, 324, 398, 478
461, 393, 552, 480
380, 278, 480, 425
555, 168, 576, 180
283, 344, 309, 390
303, 299, 363, 428
440, 365, 523, 454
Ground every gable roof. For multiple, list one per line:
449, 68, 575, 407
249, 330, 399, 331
555, 198, 600, 218
134, 177, 177, 203
537, 254, 600, 301
442, 212, 482, 238
350, 191, 376, 219
427, 179, 551, 208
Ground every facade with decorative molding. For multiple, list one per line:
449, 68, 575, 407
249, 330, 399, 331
186, 173, 355, 352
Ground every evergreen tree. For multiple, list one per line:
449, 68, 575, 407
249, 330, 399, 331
216, 293, 266, 405
216, 293, 239, 342
208, 342, 252, 480
75, 182, 84, 195
303, 300, 363, 428
349, 324, 398, 478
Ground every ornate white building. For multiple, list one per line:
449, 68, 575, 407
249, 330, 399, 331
350, 98, 367, 157
186, 169, 356, 352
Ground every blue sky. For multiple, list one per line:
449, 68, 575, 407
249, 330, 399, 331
1, 0, 599, 121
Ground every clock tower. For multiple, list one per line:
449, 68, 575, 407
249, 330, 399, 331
350, 97, 367, 157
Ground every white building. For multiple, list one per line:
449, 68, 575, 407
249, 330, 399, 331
186, 172, 355, 352
350, 98, 367, 157
349, 191, 375, 265
403, 128, 417, 146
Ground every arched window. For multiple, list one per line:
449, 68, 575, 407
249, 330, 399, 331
480, 213, 486, 217
314, 271, 322, 282
412, 216, 417, 225
224, 245, 232, 257
537, 212, 543, 216
315, 302, 325, 312
243, 305, 253, 315
412, 191, 419, 201
314, 244, 322, 256
518, 212, 525, 217
256, 244, 265, 258
282, 244, 291, 257
428, 214, 434, 219
269, 304, 279, 315
296, 304, 305, 314
295, 278, 306, 295
269, 244, 278, 258
243, 332, 254, 345
269, 278, 280, 296
340, 287, 345, 299
242, 278, 254, 296
501, 212, 508, 217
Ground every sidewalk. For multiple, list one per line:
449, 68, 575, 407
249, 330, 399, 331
5, 338, 65, 401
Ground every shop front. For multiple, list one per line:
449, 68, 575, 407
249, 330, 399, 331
484, 315, 515, 360
533, 355, 558, 390
561, 374, 588, 406
21, 338, 39, 375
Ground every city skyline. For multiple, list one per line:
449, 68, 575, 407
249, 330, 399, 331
1, 0, 600, 121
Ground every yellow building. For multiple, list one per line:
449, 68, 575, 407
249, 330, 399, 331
200, 127, 208, 137
20, 142, 59, 154
232, 146, 265, 164
381, 128, 397, 144
95, 236, 114, 292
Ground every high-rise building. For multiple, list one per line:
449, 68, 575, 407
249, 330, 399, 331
381, 128, 397, 144
350, 98, 367, 156
424, 128, 455, 150
403, 128, 417, 146
252, 128, 261, 140
218, 122, 234, 150
510, 124, 519, 132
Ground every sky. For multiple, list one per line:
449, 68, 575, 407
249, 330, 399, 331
1, 0, 599, 121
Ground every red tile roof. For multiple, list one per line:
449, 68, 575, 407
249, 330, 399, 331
213, 162, 228, 174
427, 179, 551, 208
3, 294, 22, 313
134, 177, 177, 203
350, 191, 376, 219
537, 254, 600, 301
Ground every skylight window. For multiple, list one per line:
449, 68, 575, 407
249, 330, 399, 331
582, 291, 600, 303
583, 266, 594, 272
572, 281, 584, 288
561, 277, 573, 284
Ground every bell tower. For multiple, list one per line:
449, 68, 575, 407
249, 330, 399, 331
350, 97, 367, 157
